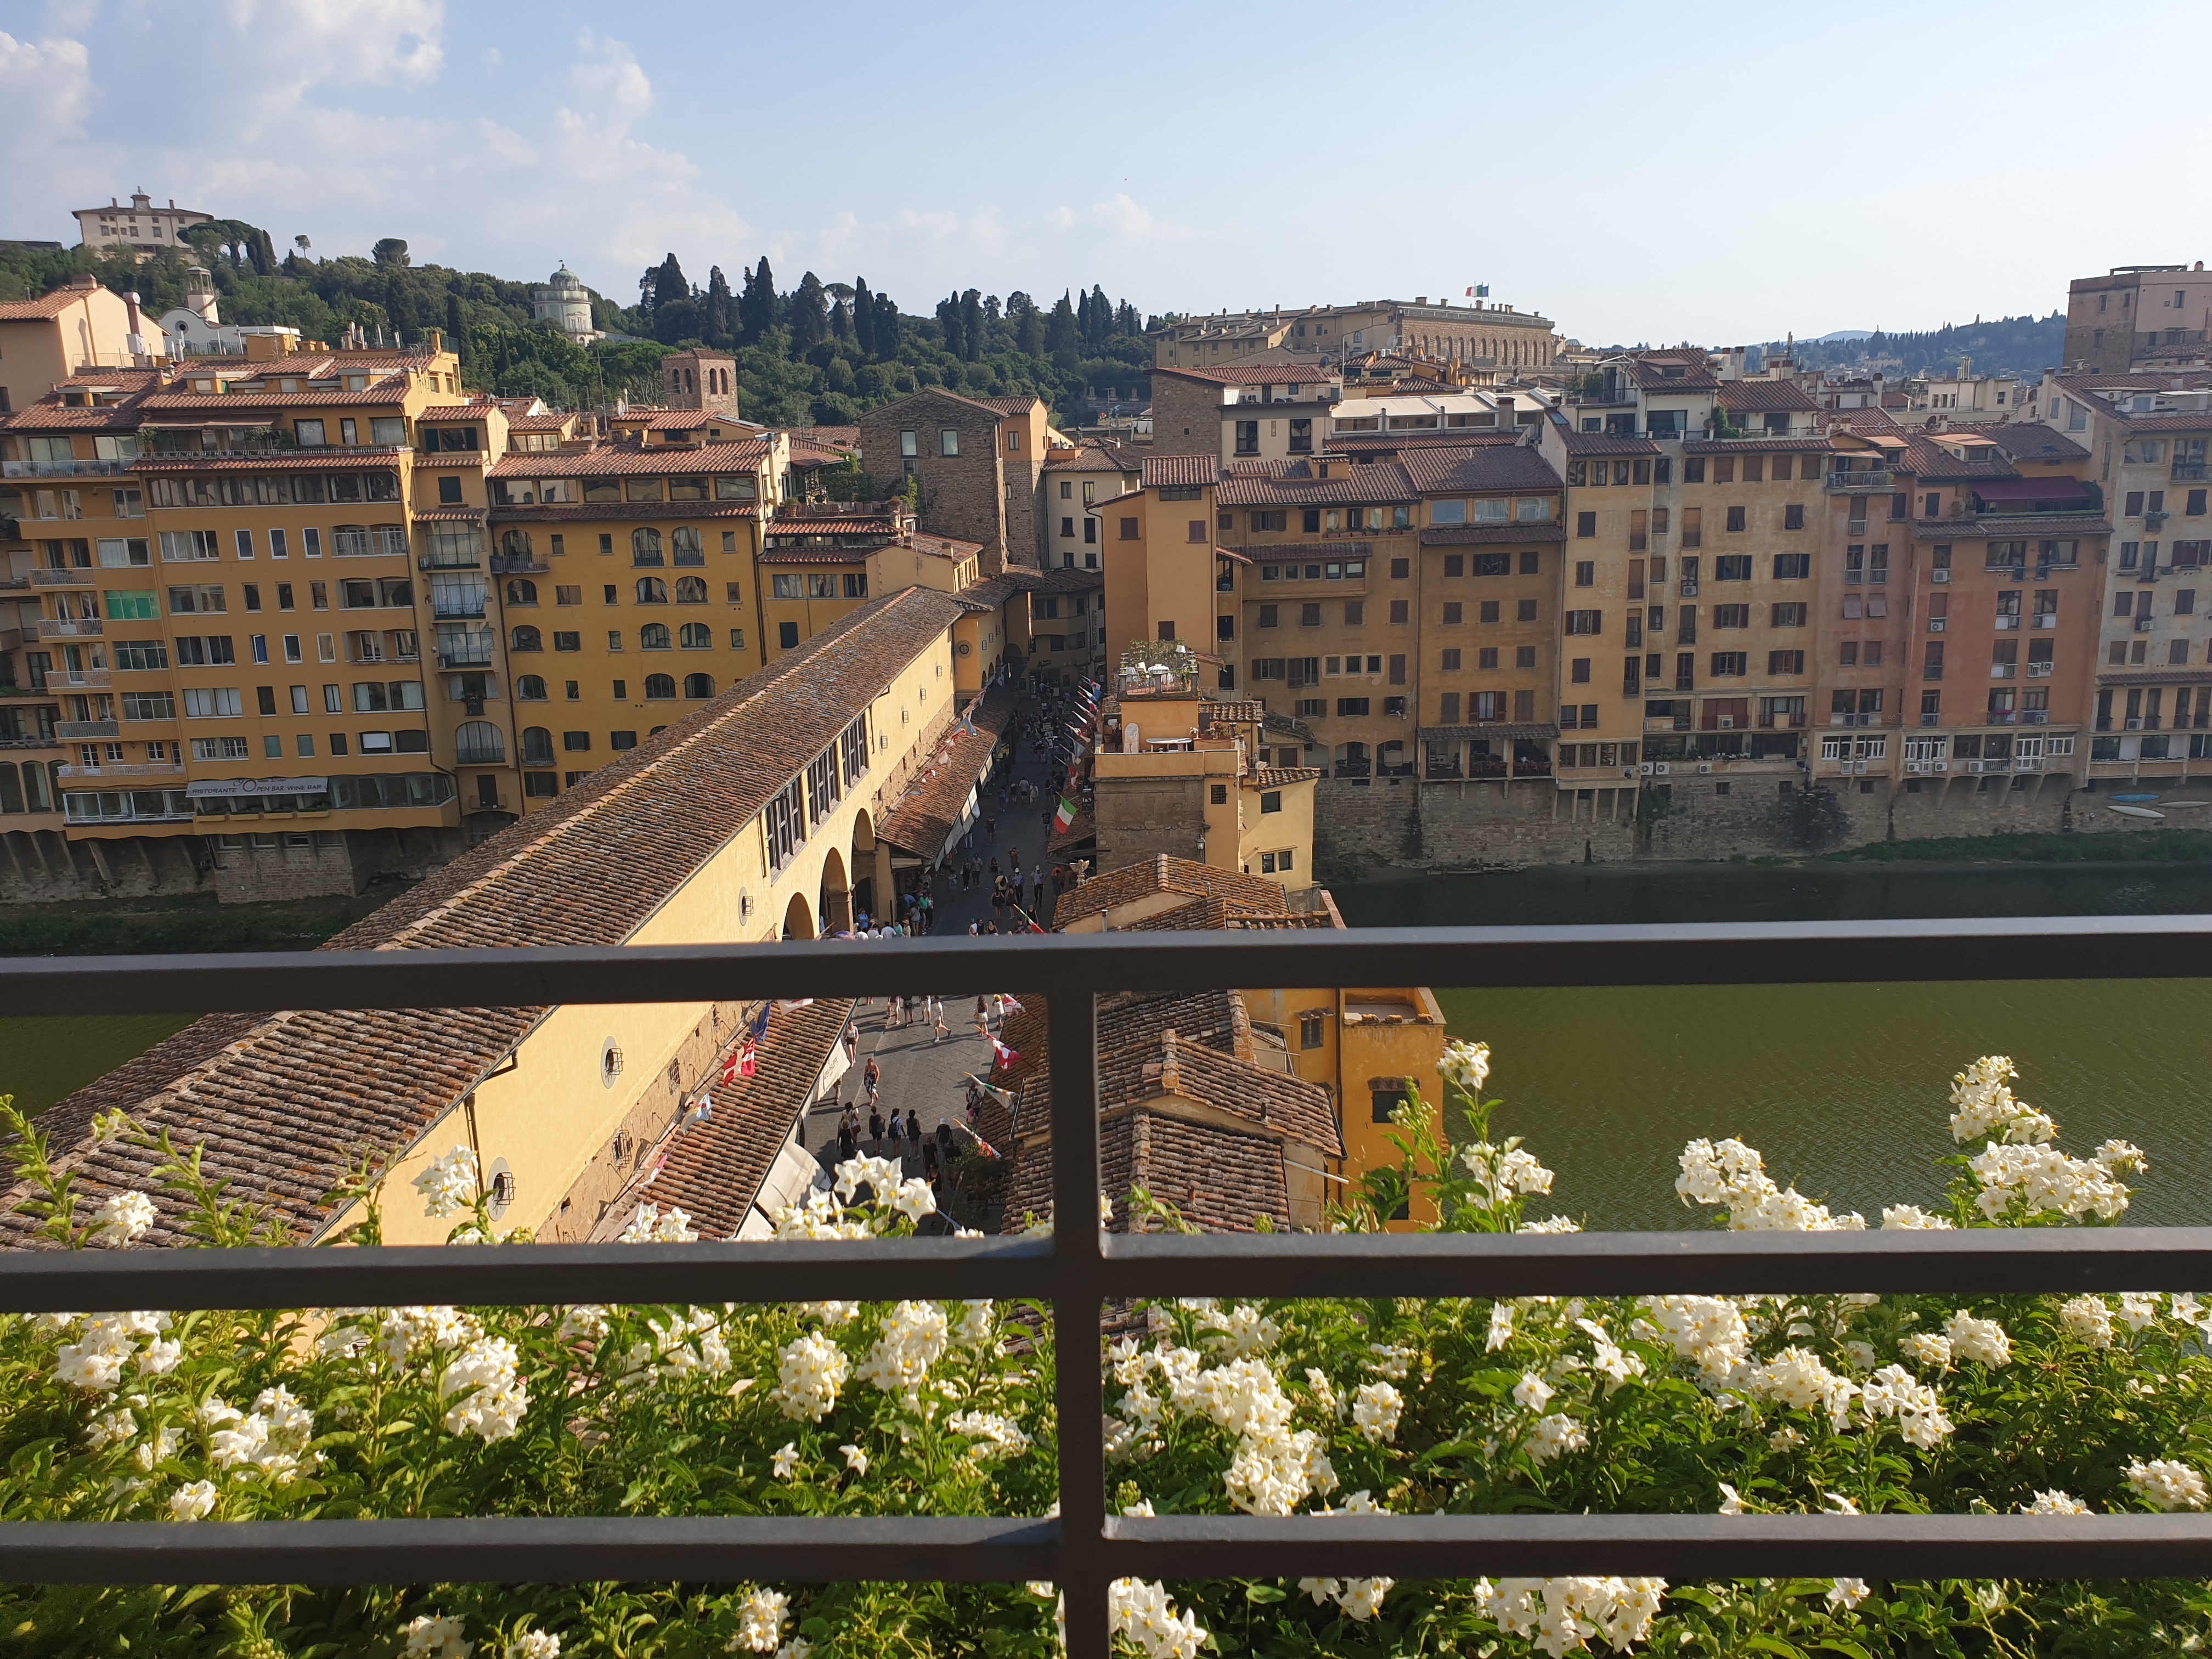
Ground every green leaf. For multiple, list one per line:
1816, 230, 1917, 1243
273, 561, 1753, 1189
1742, 1640, 1809, 1658
1243, 1584, 1286, 1604
1813, 1641, 1876, 1659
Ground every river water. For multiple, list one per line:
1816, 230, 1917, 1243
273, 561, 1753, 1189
1334, 862, 2212, 1232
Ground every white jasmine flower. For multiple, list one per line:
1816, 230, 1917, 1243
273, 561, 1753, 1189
953, 1300, 997, 1351
1488, 1577, 1667, 1657
2059, 1296, 2114, 1348
1335, 1578, 1393, 1622
732, 1588, 788, 1654
1304, 1368, 1342, 1419
1641, 1294, 1752, 1381
134, 1424, 183, 1471
619, 1203, 698, 1243
1122, 1497, 1155, 1517
771, 1442, 800, 1479
1363, 1342, 1412, 1380
403, 1613, 471, 1658
87, 1407, 136, 1452
412, 1146, 479, 1218
839, 1443, 869, 1475
1742, 1346, 1859, 1432
1513, 1371, 1554, 1412
1486, 1304, 1516, 1350
1880, 1204, 1953, 1230
1438, 1038, 1491, 1094
1677, 1137, 1863, 1231
1823, 1492, 1861, 1515
2127, 1458, 2208, 1511
556, 1305, 610, 1341
947, 1409, 1032, 1462
1196, 1302, 1282, 1358
1716, 1482, 1746, 1515
88, 1189, 157, 1248
855, 1300, 948, 1404
1842, 1340, 1878, 1372
2022, 1489, 2091, 1514
438, 1336, 528, 1441
1858, 1364, 1954, 1449
1350, 1380, 1402, 1444
832, 1154, 901, 1204
1945, 1311, 2012, 1367
509, 1633, 561, 1659
1522, 1413, 1588, 1465
167, 1479, 217, 1521
1109, 1577, 1207, 1659
1518, 1214, 1582, 1234
2117, 1292, 2161, 1332
889, 1178, 938, 1223
1826, 1578, 1869, 1612
1900, 1333, 1953, 1370
770, 1331, 849, 1423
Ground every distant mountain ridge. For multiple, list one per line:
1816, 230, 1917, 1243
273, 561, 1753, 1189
1758, 313, 2064, 380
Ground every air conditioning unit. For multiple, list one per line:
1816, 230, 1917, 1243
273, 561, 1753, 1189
1928, 618, 1946, 631
2136, 617, 2157, 631
1638, 761, 1655, 776
1932, 760, 1950, 772
2127, 718, 2146, 730
1966, 759, 1990, 773
1652, 761, 1673, 776
1695, 761, 1714, 774
1679, 582, 1700, 596
1931, 568, 1951, 582
1906, 760, 1926, 774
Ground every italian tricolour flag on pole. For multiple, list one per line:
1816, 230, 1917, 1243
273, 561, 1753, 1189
1052, 797, 1076, 833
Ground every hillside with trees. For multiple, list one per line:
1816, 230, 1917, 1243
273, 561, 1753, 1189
1755, 313, 2066, 380
0, 228, 1156, 429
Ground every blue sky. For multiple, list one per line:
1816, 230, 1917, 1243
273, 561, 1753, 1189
4, 0, 2208, 346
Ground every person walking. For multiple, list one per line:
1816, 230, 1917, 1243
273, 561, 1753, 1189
843, 1022, 859, 1064
864, 1057, 881, 1110
867, 1105, 884, 1146
887, 1110, 904, 1152
906, 1108, 922, 1146
975, 996, 990, 1041
837, 1114, 857, 1163
933, 1000, 951, 1043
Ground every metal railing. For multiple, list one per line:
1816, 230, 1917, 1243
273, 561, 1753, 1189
4, 922, 2212, 1649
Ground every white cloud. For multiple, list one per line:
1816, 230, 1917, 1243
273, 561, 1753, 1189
567, 30, 653, 126
213, 0, 445, 90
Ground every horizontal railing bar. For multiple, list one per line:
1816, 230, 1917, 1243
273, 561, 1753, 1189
0, 1237, 1058, 1314
2, 914, 2207, 1017
0, 1516, 1057, 1587
6, 1229, 2211, 1314
5, 1514, 2209, 1588
1104, 1513, 2212, 1581
1099, 1228, 2212, 1297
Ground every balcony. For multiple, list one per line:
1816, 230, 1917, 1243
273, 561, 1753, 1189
55, 760, 184, 778
45, 669, 110, 690
433, 597, 488, 620
332, 528, 410, 558
0, 733, 60, 750
490, 554, 550, 575
1825, 469, 1894, 493
2174, 461, 2207, 481
2, 458, 132, 478
455, 742, 508, 766
53, 718, 119, 739
30, 568, 95, 588
438, 641, 496, 669
2023, 709, 2051, 725
36, 618, 102, 639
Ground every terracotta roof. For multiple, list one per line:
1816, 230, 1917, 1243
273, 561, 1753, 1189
488, 439, 769, 479
767, 515, 899, 539
139, 383, 419, 413
1897, 435, 2019, 482
2112, 412, 2212, 433
1679, 437, 1832, 454
1215, 460, 1415, 507
487, 502, 759, 524
0, 285, 107, 320
1820, 408, 1907, 434
959, 573, 1030, 611
1397, 445, 1562, 494
913, 532, 983, 560
415, 402, 502, 424
788, 425, 860, 448
1014, 1107, 1292, 1234
1028, 567, 1106, 593
1153, 364, 1336, 387
1200, 700, 1265, 725
413, 507, 486, 522
1985, 427, 2092, 466
637, 998, 857, 1238
1714, 380, 1819, 413
129, 450, 404, 472
507, 413, 572, 433
1420, 723, 1560, 741
874, 685, 1016, 855
1631, 362, 1720, 392
754, 546, 866, 565
1235, 541, 1374, 561
1419, 523, 1566, 546
977, 396, 1048, 416
0, 587, 970, 1249
1056, 854, 1290, 930
1561, 431, 1662, 456
2056, 371, 2212, 396
1043, 439, 1145, 472
1250, 766, 1322, 786
1143, 454, 1216, 489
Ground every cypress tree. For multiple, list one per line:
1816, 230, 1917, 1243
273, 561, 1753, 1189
744, 257, 778, 341
872, 291, 900, 354
854, 276, 876, 356
704, 265, 735, 347
790, 271, 830, 350
960, 289, 984, 363
445, 293, 465, 360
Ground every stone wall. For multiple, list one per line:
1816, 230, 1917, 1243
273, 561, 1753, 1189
1148, 376, 1221, 459
855, 391, 1011, 569
1314, 770, 2182, 872
1095, 774, 1209, 869
0, 822, 475, 905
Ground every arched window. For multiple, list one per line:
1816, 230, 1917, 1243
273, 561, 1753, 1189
670, 526, 703, 565
684, 672, 715, 699
505, 578, 538, 606
510, 624, 543, 652
639, 622, 672, 650
521, 726, 554, 766
674, 575, 707, 604
516, 674, 548, 701
0, 762, 22, 814
644, 673, 677, 701
631, 527, 663, 566
679, 622, 713, 649
500, 529, 532, 558
456, 720, 505, 764
635, 577, 668, 604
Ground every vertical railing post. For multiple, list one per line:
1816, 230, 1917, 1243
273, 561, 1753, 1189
1047, 984, 1109, 1659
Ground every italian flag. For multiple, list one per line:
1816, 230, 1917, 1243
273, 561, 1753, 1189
1053, 797, 1076, 833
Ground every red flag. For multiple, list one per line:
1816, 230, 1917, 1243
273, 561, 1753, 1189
738, 1036, 758, 1078
990, 1035, 1020, 1069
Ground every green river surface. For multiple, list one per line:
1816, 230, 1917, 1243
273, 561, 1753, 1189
1334, 861, 2212, 1231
